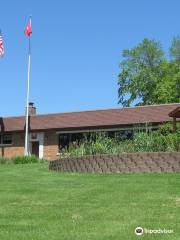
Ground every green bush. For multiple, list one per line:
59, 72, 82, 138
109, 139, 135, 154
133, 131, 167, 152
60, 133, 136, 158
12, 155, 39, 164
60, 127, 180, 158
133, 131, 180, 152
0, 155, 46, 165
157, 122, 180, 135
165, 132, 180, 151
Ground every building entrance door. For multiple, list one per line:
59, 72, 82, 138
31, 141, 39, 157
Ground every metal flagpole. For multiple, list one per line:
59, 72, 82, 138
24, 17, 32, 156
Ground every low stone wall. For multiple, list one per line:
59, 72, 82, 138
49, 152, 180, 173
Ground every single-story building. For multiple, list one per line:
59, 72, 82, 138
0, 102, 179, 160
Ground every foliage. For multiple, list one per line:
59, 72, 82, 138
0, 155, 44, 164
134, 131, 180, 152
170, 36, 180, 62
158, 122, 180, 135
61, 133, 119, 157
118, 37, 180, 106
60, 129, 180, 158
12, 155, 39, 164
154, 61, 180, 103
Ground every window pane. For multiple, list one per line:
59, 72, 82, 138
107, 131, 115, 138
59, 134, 70, 151
115, 130, 133, 140
3, 134, 12, 144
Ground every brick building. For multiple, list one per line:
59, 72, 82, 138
0, 103, 179, 160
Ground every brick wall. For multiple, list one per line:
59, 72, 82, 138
44, 131, 59, 160
0, 133, 24, 158
0, 131, 59, 160
49, 152, 180, 173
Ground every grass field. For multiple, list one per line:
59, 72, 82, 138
0, 163, 179, 240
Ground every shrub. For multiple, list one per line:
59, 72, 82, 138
60, 126, 180, 158
0, 155, 46, 165
134, 132, 152, 152
133, 131, 180, 152
60, 133, 136, 158
157, 123, 173, 135
165, 132, 180, 151
12, 155, 39, 164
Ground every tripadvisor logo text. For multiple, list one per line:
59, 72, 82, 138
135, 226, 174, 236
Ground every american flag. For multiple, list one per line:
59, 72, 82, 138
0, 31, 4, 57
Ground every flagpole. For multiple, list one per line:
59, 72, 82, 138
24, 17, 32, 156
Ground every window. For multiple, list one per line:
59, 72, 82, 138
115, 130, 134, 140
59, 133, 86, 152
71, 133, 84, 144
59, 134, 70, 151
107, 131, 116, 138
0, 134, 13, 145
58, 129, 135, 152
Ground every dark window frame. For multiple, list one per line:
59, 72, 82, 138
58, 133, 85, 152
0, 134, 13, 146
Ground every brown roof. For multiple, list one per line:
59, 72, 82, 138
1, 103, 179, 132
169, 106, 180, 118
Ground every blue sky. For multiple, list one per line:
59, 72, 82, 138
0, 0, 179, 116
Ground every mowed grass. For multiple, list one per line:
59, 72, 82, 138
0, 163, 179, 240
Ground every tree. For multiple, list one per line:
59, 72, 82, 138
118, 38, 180, 106
155, 61, 180, 103
170, 36, 180, 62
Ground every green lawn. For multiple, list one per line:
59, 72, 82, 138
0, 163, 179, 240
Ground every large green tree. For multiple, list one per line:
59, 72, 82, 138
170, 36, 180, 62
118, 38, 180, 106
155, 60, 180, 103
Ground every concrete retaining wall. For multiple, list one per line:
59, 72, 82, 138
49, 152, 180, 173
